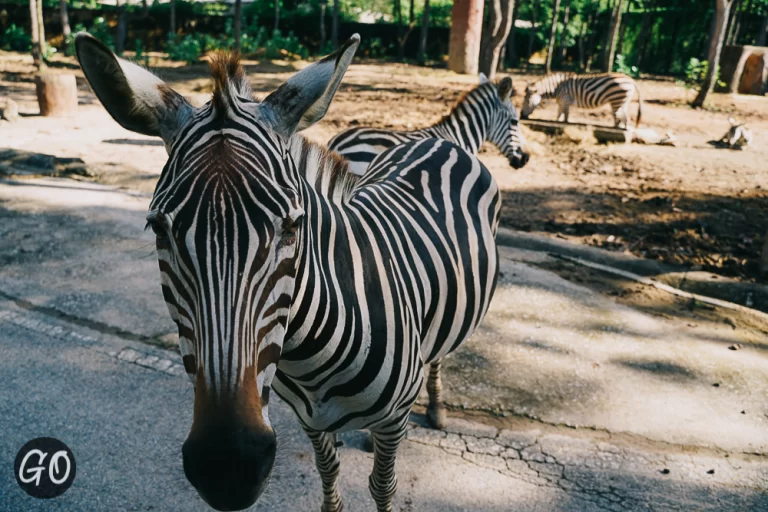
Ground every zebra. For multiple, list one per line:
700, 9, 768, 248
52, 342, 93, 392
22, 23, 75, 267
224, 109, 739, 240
76, 33, 500, 512
328, 73, 530, 176
521, 72, 642, 129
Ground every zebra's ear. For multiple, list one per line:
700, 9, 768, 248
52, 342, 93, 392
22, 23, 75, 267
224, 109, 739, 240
497, 77, 513, 102
260, 34, 360, 137
75, 32, 193, 141
479, 72, 490, 84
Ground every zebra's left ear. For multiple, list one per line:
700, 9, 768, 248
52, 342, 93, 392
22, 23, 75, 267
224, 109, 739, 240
479, 72, 490, 84
260, 34, 360, 138
497, 77, 513, 102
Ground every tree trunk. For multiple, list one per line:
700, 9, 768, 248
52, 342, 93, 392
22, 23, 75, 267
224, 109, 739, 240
558, 0, 571, 65
693, 0, 736, 108
116, 0, 127, 55
578, 8, 593, 71
29, 0, 43, 69
35, 73, 78, 116
60, 0, 71, 41
332, 0, 339, 49
616, 7, 629, 57
320, 0, 327, 51
448, 0, 485, 74
417, 0, 430, 65
634, 0, 655, 70
274, 0, 280, 32
234, 0, 242, 51
726, 0, 742, 44
526, 0, 539, 69
479, 0, 515, 78
170, 0, 176, 35
757, 15, 768, 47
395, 0, 416, 61
602, 0, 625, 72
585, 8, 599, 71
506, 2, 518, 67
545, 0, 561, 73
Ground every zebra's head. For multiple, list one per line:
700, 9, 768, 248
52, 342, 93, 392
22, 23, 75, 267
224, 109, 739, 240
480, 74, 529, 169
76, 32, 360, 511
521, 85, 542, 120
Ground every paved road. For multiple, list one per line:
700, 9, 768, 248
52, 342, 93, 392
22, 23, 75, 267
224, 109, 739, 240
2, 304, 768, 512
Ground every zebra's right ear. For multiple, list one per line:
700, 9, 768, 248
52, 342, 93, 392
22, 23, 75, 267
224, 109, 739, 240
479, 72, 490, 84
497, 77, 513, 102
75, 32, 193, 141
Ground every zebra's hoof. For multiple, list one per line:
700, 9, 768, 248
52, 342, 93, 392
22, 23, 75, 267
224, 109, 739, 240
426, 404, 446, 430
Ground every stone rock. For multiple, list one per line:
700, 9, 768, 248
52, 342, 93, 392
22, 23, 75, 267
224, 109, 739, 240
1, 98, 19, 123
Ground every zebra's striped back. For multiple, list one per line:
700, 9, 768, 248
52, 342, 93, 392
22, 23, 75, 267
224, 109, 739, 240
328, 76, 529, 175
522, 72, 642, 129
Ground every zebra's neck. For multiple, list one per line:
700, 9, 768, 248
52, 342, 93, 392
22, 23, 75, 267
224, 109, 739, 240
535, 73, 576, 98
417, 84, 496, 154
287, 135, 359, 204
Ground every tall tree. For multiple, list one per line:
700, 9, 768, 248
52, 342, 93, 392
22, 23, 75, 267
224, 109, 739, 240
693, 0, 738, 107
332, 0, 339, 49
448, 0, 485, 74
545, 0, 562, 73
479, 0, 515, 77
319, 0, 327, 51
578, 4, 593, 71
116, 0, 128, 54
558, 0, 571, 65
758, 13, 768, 46
417, 0, 430, 65
395, 0, 416, 61
29, 0, 44, 69
634, 0, 656, 70
602, 0, 625, 72
60, 0, 71, 42
234, 0, 242, 51
506, 1, 519, 68
274, 0, 280, 32
526, 0, 540, 69
170, 0, 176, 35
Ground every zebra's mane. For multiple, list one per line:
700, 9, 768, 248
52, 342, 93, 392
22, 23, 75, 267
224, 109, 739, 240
287, 135, 360, 204
436, 82, 497, 126
209, 52, 252, 116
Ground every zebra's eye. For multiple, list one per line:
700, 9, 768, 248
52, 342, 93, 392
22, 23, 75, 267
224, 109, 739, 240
145, 219, 166, 239
280, 222, 299, 247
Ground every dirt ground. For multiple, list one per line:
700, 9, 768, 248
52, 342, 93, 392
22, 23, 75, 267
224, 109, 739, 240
2, 50, 767, 282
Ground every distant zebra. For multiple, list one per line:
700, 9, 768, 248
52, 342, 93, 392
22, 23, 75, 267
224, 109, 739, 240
329, 74, 530, 175
77, 33, 500, 512
522, 72, 642, 129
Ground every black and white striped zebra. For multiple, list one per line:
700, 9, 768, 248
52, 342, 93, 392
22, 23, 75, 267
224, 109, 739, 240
328, 74, 530, 175
77, 33, 500, 512
522, 72, 642, 129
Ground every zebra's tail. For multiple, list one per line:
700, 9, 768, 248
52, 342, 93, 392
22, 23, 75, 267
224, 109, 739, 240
634, 83, 643, 130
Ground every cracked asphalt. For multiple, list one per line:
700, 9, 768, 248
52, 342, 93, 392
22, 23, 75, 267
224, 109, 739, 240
1, 177, 767, 510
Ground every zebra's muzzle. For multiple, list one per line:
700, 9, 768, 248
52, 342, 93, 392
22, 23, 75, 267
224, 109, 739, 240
509, 151, 530, 169
182, 425, 276, 511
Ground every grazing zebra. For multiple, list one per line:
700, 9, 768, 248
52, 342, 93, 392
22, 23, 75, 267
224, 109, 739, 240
328, 74, 530, 175
76, 33, 500, 512
522, 72, 642, 129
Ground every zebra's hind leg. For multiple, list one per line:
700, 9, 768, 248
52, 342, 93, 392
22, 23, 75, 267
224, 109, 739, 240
305, 429, 344, 512
426, 359, 446, 429
369, 422, 408, 512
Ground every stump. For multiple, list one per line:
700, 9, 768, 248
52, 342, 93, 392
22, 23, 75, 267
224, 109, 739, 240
35, 73, 78, 117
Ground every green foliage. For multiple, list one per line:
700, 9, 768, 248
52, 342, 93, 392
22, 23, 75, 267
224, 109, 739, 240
613, 54, 639, 78
0, 24, 31, 52
677, 58, 727, 91
264, 30, 309, 59
166, 34, 204, 64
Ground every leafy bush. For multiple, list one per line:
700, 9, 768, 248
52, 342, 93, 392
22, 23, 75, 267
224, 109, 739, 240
264, 30, 308, 59
166, 34, 203, 64
0, 24, 31, 52
677, 58, 727, 91
67, 18, 113, 55
613, 54, 639, 78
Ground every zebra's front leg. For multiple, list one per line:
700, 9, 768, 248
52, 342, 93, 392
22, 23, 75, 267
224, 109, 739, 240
305, 430, 344, 512
369, 423, 407, 512
426, 359, 446, 429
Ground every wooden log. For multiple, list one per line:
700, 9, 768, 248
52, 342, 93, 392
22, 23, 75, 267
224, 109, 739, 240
521, 119, 632, 144
761, 229, 768, 278
35, 73, 78, 117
